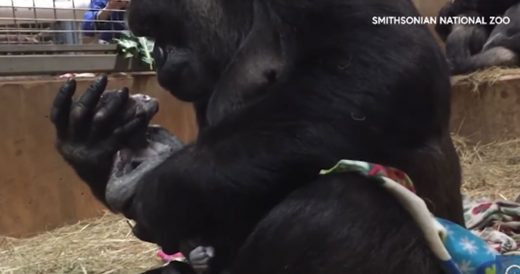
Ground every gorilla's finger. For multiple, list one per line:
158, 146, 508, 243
70, 75, 108, 139
94, 88, 130, 124
89, 88, 129, 142
112, 115, 148, 141
50, 79, 76, 138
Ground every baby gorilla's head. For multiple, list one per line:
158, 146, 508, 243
127, 93, 159, 120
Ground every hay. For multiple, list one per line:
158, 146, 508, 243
451, 67, 520, 92
454, 135, 520, 201
0, 213, 163, 274
0, 136, 519, 273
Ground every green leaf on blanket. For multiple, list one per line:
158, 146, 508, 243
484, 265, 496, 274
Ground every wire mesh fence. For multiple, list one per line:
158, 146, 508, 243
0, 0, 128, 45
0, 0, 153, 76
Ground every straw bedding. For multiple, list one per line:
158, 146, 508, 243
451, 67, 520, 92
0, 214, 163, 274
454, 136, 520, 201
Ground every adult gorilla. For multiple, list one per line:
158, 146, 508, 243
435, 0, 520, 41
436, 0, 520, 74
51, 0, 463, 273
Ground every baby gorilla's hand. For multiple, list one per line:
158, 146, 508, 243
188, 246, 215, 273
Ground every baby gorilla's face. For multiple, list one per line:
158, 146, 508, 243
128, 94, 159, 119
122, 93, 159, 133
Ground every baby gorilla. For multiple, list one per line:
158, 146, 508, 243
94, 89, 214, 274
99, 91, 183, 213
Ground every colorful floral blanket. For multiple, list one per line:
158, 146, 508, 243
321, 159, 520, 274
464, 197, 520, 255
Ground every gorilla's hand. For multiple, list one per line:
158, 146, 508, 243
50, 75, 147, 204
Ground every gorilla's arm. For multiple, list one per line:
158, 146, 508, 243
128, 103, 375, 272
129, 105, 349, 249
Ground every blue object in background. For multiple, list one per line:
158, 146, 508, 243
81, 0, 126, 42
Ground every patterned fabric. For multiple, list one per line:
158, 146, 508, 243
157, 250, 187, 263
320, 160, 416, 192
320, 159, 520, 274
437, 218, 498, 274
463, 198, 520, 255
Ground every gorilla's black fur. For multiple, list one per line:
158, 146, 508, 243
51, 0, 463, 273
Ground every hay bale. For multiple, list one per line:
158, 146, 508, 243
0, 212, 163, 274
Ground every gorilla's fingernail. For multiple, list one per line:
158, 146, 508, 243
65, 78, 76, 85
119, 87, 130, 96
96, 74, 108, 84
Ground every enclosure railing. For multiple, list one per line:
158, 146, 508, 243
0, 0, 151, 76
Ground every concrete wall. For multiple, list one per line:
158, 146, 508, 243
0, 74, 198, 237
